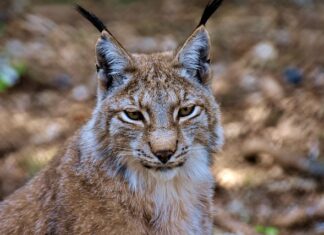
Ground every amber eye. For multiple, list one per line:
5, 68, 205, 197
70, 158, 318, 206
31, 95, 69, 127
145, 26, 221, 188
124, 111, 144, 121
178, 106, 195, 118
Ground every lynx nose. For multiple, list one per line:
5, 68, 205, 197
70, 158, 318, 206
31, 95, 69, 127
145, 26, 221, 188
154, 150, 175, 164
148, 130, 177, 164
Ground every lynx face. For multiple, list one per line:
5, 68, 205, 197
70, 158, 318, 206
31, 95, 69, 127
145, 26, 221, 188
88, 27, 223, 181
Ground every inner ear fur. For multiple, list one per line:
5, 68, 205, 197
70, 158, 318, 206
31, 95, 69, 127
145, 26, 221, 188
95, 30, 134, 99
174, 26, 211, 85
96, 30, 133, 75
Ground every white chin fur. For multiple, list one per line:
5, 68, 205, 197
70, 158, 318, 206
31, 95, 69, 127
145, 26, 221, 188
149, 168, 179, 181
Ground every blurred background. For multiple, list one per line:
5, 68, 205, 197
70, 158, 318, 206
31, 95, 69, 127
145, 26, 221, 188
0, 0, 323, 234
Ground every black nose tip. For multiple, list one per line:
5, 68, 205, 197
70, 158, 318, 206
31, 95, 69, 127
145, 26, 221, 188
155, 150, 174, 164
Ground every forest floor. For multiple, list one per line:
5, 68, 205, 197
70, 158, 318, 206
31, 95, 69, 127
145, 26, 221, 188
0, 0, 324, 234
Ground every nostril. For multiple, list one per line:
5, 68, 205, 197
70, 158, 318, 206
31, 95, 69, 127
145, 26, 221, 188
155, 150, 174, 164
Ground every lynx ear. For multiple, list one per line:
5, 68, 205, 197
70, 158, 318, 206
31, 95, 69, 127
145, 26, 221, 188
174, 0, 223, 85
76, 5, 134, 99
96, 31, 133, 94
96, 31, 133, 74
175, 26, 211, 84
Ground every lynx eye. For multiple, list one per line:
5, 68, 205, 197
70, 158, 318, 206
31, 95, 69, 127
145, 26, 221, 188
178, 106, 195, 118
124, 110, 144, 121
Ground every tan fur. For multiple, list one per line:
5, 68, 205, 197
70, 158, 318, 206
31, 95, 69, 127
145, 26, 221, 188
0, 25, 223, 234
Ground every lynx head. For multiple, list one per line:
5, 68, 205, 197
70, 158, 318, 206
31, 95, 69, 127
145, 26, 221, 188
77, 1, 224, 184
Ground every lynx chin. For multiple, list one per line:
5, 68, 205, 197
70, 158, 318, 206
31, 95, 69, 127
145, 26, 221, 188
0, 0, 224, 234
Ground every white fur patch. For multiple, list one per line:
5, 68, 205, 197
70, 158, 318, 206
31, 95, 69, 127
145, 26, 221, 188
150, 168, 178, 182
79, 118, 98, 159
124, 147, 213, 234
215, 124, 224, 150
97, 38, 129, 75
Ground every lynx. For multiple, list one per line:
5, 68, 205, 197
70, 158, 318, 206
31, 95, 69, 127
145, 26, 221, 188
0, 0, 224, 234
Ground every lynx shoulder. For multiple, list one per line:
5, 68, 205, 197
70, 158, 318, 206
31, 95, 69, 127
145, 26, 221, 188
0, 1, 224, 234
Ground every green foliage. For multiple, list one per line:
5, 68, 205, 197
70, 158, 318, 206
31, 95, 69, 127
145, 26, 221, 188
23, 158, 44, 177
255, 225, 279, 235
12, 61, 27, 76
0, 78, 8, 92
0, 60, 27, 92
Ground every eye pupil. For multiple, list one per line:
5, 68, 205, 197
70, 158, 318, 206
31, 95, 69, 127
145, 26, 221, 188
178, 106, 195, 118
125, 111, 144, 121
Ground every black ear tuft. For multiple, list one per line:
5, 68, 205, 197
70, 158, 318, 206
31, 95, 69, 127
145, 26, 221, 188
75, 4, 110, 33
197, 0, 223, 27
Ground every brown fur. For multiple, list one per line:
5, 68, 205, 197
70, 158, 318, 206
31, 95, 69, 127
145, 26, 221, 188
0, 11, 223, 235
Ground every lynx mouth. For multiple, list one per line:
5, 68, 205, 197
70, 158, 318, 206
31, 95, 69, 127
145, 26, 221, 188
142, 161, 185, 171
